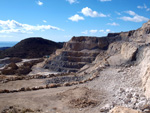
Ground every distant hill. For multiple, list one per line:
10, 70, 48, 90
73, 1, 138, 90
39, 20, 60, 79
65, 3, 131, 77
0, 37, 64, 58
0, 47, 10, 51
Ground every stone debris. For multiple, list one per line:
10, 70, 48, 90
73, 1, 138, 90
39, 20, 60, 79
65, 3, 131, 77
99, 88, 150, 112
109, 106, 142, 113
1, 106, 42, 113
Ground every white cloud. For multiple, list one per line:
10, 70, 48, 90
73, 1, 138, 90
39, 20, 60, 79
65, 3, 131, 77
137, 4, 150, 11
37, 1, 43, 6
89, 30, 98, 33
66, 0, 78, 4
0, 20, 63, 33
147, 8, 150, 11
68, 14, 84, 22
99, 30, 104, 32
119, 10, 149, 22
125, 11, 136, 16
43, 20, 47, 23
64, 35, 72, 38
81, 29, 111, 34
107, 22, 119, 26
99, 0, 112, 2
106, 29, 111, 32
144, 4, 147, 9
81, 7, 108, 17
137, 6, 143, 9
81, 30, 88, 34
99, 29, 111, 33
115, 11, 121, 15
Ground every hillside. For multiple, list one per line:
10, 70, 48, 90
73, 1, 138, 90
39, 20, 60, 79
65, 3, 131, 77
0, 47, 10, 51
0, 37, 63, 59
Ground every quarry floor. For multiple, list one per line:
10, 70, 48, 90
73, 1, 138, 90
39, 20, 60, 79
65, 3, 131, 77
0, 65, 144, 113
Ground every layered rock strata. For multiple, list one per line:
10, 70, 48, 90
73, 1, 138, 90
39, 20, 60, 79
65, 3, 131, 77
44, 35, 125, 72
44, 20, 150, 73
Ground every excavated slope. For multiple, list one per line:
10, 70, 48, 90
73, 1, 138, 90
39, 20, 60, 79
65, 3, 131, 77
44, 36, 123, 72
44, 20, 150, 73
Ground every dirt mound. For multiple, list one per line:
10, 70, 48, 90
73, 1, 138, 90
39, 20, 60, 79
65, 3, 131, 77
57, 87, 105, 109
69, 97, 98, 108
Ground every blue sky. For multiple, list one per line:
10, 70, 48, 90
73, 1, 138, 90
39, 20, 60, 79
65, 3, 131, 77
0, 0, 149, 42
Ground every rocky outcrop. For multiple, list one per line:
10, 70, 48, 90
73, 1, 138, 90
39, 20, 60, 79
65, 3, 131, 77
44, 36, 110, 72
121, 42, 138, 61
44, 20, 150, 73
0, 57, 22, 68
137, 46, 150, 98
63, 36, 109, 51
44, 32, 132, 72
130, 20, 150, 43
110, 106, 142, 113
1, 59, 44, 75
106, 41, 138, 66
1, 63, 18, 75
44, 50, 100, 72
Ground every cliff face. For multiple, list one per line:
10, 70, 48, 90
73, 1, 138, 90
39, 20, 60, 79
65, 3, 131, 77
44, 37, 105, 72
44, 20, 150, 73
77, 20, 150, 99
63, 36, 109, 51
129, 20, 150, 43
44, 32, 128, 72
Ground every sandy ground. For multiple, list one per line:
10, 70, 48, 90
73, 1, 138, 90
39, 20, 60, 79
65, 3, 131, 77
0, 64, 144, 113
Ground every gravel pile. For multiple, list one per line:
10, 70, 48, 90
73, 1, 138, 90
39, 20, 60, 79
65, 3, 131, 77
100, 87, 150, 112
45, 75, 84, 84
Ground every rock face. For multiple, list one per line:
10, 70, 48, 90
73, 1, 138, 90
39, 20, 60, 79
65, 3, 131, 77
137, 46, 150, 98
44, 36, 111, 72
1, 63, 18, 75
0, 37, 63, 58
63, 36, 109, 51
131, 20, 150, 43
44, 20, 150, 73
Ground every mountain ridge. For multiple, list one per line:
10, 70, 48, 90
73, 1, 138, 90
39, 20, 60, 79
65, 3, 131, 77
0, 37, 64, 59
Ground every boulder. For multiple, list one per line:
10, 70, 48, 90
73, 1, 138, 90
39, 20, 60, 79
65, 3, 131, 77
1, 62, 18, 75
1, 68, 16, 75
5, 62, 18, 70
110, 106, 142, 113
16, 66, 32, 75
121, 42, 138, 61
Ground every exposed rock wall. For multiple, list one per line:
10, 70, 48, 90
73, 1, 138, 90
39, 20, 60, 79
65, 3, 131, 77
137, 46, 150, 98
63, 36, 109, 51
44, 49, 100, 72
44, 20, 150, 74
44, 36, 113, 72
